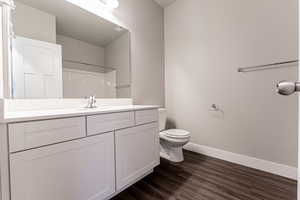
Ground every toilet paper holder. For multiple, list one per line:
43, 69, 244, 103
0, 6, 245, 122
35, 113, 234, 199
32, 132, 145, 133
210, 104, 224, 115
210, 104, 220, 111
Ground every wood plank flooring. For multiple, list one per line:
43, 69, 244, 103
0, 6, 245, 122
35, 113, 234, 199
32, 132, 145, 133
112, 150, 297, 200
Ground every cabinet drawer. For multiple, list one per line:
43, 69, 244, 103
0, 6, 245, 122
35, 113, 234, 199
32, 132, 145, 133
87, 112, 135, 136
135, 109, 158, 125
8, 117, 86, 152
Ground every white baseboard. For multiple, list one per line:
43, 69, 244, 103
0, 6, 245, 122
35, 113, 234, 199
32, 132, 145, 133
184, 142, 297, 180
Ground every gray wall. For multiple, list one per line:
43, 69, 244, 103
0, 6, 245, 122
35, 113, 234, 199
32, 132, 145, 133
112, 0, 165, 105
57, 34, 105, 66
165, 0, 298, 166
105, 32, 131, 98
13, 1, 56, 43
57, 34, 106, 73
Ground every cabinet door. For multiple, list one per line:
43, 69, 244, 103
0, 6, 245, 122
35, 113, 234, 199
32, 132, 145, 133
115, 123, 160, 190
10, 132, 115, 200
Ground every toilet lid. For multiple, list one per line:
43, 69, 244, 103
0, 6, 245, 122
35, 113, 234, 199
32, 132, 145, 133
162, 129, 190, 139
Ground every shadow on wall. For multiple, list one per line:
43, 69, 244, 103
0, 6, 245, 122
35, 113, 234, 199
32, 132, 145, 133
166, 118, 177, 129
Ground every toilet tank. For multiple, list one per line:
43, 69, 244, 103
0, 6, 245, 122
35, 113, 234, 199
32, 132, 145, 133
158, 108, 167, 131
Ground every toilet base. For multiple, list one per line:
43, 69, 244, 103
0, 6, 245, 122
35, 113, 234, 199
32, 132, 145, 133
160, 143, 184, 163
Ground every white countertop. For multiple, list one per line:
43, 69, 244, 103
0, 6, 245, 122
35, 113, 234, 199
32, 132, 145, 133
3, 105, 160, 123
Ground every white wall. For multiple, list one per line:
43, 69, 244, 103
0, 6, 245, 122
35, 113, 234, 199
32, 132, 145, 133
104, 70, 117, 98
165, 0, 298, 166
105, 32, 131, 98
56, 35, 116, 98
63, 68, 116, 98
13, 1, 56, 43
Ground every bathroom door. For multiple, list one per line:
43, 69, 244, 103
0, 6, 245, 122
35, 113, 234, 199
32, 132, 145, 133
12, 36, 63, 98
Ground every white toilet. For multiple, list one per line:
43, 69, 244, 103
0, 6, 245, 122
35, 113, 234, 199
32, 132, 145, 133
159, 108, 190, 162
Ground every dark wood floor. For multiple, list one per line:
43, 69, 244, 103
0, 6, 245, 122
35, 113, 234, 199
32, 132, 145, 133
112, 150, 297, 200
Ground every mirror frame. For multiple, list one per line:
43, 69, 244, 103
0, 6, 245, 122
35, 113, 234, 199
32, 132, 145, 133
0, 0, 14, 99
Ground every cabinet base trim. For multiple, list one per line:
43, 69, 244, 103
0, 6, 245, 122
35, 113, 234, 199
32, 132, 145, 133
105, 169, 154, 200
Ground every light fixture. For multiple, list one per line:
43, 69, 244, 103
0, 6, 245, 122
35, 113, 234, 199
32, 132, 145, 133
99, 0, 119, 9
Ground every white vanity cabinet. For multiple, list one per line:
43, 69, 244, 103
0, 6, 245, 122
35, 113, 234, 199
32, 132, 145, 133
115, 123, 160, 190
10, 132, 115, 200
1, 108, 159, 200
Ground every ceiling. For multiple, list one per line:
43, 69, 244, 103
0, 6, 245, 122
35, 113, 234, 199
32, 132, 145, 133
15, 0, 127, 46
153, 0, 176, 8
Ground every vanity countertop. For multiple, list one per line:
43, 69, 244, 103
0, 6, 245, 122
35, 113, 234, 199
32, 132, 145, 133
3, 105, 160, 123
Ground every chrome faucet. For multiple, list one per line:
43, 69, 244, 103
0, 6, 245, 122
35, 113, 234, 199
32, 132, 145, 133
86, 95, 97, 108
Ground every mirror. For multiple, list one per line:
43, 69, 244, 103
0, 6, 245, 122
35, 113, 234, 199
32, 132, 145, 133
11, 0, 131, 99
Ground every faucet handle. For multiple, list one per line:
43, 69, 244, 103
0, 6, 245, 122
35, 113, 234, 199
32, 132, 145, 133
85, 95, 97, 108
92, 96, 96, 103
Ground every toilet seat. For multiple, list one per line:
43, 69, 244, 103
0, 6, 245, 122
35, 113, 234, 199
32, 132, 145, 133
161, 129, 190, 139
